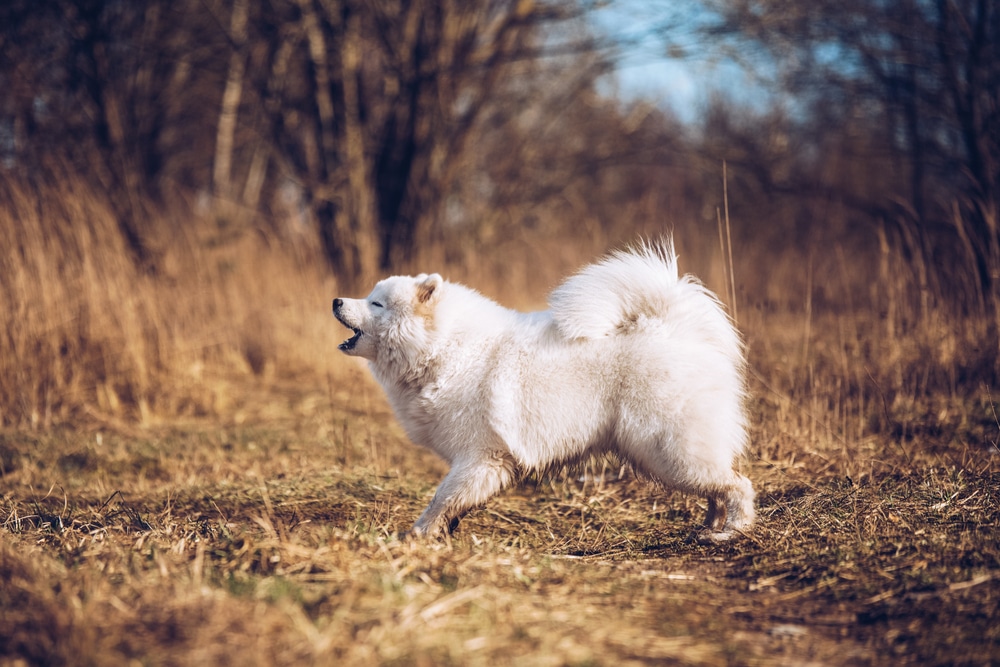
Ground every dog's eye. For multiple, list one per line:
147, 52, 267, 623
371, 301, 384, 308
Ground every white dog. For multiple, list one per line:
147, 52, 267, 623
332, 240, 754, 542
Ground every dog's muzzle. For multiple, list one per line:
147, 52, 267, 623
332, 299, 363, 351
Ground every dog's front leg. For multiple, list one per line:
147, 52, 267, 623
407, 451, 516, 537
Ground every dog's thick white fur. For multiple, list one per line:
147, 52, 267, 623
332, 240, 754, 542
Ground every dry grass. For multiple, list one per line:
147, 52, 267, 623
1, 395, 997, 666
0, 174, 339, 430
1, 179, 999, 665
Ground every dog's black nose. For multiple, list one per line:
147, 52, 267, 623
332, 298, 342, 312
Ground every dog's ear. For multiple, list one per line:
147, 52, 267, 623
416, 273, 443, 304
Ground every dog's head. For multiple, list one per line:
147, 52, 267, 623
332, 273, 443, 372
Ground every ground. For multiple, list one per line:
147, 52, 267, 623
1, 368, 998, 666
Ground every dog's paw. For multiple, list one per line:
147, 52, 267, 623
400, 519, 454, 541
399, 527, 429, 541
696, 529, 736, 544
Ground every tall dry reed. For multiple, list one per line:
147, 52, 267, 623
1, 174, 995, 442
0, 176, 337, 428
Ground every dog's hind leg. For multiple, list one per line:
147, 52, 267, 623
698, 473, 755, 543
722, 472, 755, 531
705, 495, 727, 532
407, 450, 517, 538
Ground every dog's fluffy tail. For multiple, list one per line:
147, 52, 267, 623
549, 239, 680, 340
549, 239, 740, 355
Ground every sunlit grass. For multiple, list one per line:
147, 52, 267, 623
1, 179, 998, 664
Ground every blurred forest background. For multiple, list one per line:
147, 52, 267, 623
1, 0, 998, 429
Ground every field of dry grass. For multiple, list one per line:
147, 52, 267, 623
1, 182, 998, 665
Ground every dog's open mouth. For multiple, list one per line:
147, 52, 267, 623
339, 327, 362, 351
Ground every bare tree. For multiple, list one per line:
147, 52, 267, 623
704, 0, 1000, 292
0, 0, 631, 284
0, 0, 229, 262
246, 0, 592, 282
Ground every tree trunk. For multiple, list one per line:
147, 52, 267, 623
340, 5, 379, 282
213, 0, 249, 202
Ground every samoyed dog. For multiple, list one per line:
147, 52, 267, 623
332, 240, 754, 542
